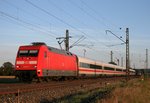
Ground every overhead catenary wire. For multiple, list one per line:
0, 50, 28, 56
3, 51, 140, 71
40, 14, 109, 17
47, 0, 88, 27
46, 0, 98, 47
1, 0, 125, 64
2, 1, 103, 45
0, 15, 38, 32
106, 43, 125, 47
68, 0, 108, 28
25, 0, 112, 48
66, 0, 121, 48
2, 0, 100, 52
3, 0, 53, 28
68, 0, 125, 51
25, 0, 88, 37
69, 35, 86, 48
1, 0, 60, 38
46, 0, 111, 49
0, 10, 57, 38
80, 0, 120, 29
106, 30, 126, 43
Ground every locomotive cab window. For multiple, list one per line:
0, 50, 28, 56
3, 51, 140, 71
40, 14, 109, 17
29, 50, 38, 57
18, 50, 28, 57
18, 50, 38, 57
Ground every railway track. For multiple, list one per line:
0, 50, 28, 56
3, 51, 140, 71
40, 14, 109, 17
0, 76, 139, 103
0, 76, 137, 95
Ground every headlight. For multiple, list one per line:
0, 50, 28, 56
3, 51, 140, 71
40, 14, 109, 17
16, 66, 19, 68
37, 70, 41, 74
37, 70, 41, 72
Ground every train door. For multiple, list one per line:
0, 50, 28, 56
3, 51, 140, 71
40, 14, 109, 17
44, 51, 48, 70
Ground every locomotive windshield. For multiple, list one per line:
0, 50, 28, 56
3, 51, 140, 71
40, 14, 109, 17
18, 50, 38, 57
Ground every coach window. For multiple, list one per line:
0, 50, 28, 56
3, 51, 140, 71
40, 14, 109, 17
116, 68, 122, 71
44, 51, 47, 58
97, 65, 102, 69
80, 62, 90, 68
104, 67, 114, 70
88, 64, 102, 69
123, 70, 126, 72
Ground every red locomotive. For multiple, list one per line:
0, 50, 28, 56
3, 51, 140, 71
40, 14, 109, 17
15, 42, 78, 81
15, 42, 135, 82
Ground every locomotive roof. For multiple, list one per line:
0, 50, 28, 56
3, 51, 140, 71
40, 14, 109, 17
30, 42, 73, 56
20, 42, 74, 56
48, 46, 73, 56
31, 42, 46, 46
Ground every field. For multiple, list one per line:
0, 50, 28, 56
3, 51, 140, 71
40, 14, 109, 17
98, 77, 150, 103
0, 76, 15, 79
58, 77, 150, 103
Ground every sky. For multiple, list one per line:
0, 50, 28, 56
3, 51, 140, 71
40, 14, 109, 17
0, 0, 150, 68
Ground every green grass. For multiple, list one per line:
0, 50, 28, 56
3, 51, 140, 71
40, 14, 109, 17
55, 86, 114, 103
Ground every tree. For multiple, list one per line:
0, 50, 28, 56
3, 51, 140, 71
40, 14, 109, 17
0, 62, 14, 76
0, 67, 3, 75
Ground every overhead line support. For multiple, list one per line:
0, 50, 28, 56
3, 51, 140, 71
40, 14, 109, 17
126, 28, 130, 78
56, 29, 71, 52
105, 28, 130, 80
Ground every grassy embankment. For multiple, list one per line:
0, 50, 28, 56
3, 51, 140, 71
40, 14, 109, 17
58, 78, 150, 103
54, 87, 113, 103
98, 78, 150, 103
53, 82, 117, 103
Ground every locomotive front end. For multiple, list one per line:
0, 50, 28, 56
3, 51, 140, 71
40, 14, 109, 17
15, 46, 40, 81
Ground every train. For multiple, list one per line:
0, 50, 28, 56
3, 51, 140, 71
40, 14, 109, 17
15, 42, 135, 82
